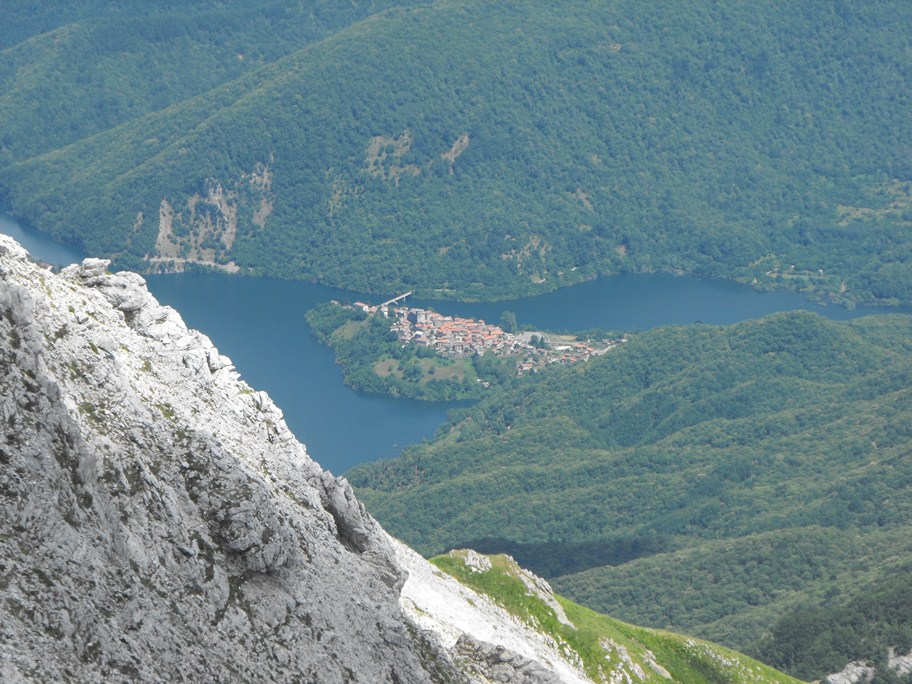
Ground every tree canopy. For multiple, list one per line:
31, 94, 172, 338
2, 1, 911, 304
349, 311, 912, 679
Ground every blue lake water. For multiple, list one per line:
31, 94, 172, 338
0, 212, 86, 266
2, 211, 905, 473
144, 273, 467, 474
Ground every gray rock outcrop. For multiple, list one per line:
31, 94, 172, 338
0, 236, 464, 682
824, 649, 912, 684
454, 635, 563, 684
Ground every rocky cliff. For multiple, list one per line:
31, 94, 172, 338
0, 235, 464, 681
0, 235, 799, 683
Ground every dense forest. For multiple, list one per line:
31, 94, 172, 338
348, 311, 912, 680
0, 0, 428, 163
1, 1, 911, 304
755, 566, 912, 681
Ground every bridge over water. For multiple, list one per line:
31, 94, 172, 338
380, 291, 413, 309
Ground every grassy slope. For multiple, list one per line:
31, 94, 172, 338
2, 1, 911, 302
349, 312, 912, 673
434, 551, 804, 684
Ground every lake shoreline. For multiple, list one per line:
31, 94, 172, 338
3, 210, 909, 474
3, 207, 902, 312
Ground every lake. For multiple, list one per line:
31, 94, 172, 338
2, 211, 904, 473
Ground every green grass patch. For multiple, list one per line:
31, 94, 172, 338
154, 402, 176, 420
373, 357, 401, 379
332, 318, 369, 341
431, 552, 803, 684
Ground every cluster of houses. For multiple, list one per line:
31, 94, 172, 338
346, 298, 624, 374
386, 306, 622, 374
514, 337, 621, 374
392, 308, 515, 356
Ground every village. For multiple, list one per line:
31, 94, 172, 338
350, 298, 623, 375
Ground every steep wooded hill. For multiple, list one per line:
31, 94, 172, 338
0, 1, 426, 165
349, 311, 912, 678
2, 1, 911, 303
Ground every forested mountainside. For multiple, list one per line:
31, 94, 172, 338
755, 567, 912, 682
348, 311, 912, 680
0, 1, 428, 163
2, 1, 911, 303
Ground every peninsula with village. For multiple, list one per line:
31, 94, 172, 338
306, 296, 625, 401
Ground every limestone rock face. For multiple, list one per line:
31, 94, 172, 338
454, 635, 564, 684
0, 236, 461, 683
392, 542, 592, 684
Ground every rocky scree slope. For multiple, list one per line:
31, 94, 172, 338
0, 236, 462, 682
